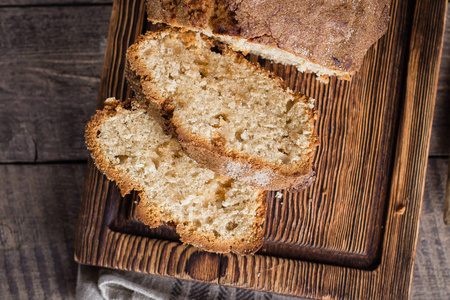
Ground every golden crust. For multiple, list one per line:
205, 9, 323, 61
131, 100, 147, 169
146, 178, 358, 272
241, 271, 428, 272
145, 0, 390, 79
85, 99, 266, 255
126, 28, 318, 190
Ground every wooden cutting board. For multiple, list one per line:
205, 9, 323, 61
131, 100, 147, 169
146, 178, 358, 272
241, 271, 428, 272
74, 0, 447, 298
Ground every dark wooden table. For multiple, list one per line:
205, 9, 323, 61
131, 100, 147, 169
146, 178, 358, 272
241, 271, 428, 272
0, 1, 448, 299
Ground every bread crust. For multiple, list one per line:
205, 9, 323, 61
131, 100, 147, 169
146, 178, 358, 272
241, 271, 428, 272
145, 0, 390, 80
126, 28, 318, 190
85, 99, 266, 254
85, 99, 140, 197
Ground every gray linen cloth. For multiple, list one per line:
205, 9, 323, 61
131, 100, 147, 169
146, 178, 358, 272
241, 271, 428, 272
76, 265, 303, 300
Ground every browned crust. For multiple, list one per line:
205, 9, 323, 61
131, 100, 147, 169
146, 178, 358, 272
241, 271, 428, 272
126, 28, 318, 190
145, 0, 390, 79
85, 99, 265, 254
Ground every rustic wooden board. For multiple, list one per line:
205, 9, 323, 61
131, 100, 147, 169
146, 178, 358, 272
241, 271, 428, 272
0, 164, 85, 300
0, 5, 111, 163
75, 0, 447, 298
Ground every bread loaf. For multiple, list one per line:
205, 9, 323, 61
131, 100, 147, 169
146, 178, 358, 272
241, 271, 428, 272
145, 0, 390, 81
85, 98, 265, 254
126, 28, 318, 190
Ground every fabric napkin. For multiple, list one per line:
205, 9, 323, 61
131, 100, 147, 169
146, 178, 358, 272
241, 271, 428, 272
76, 264, 304, 300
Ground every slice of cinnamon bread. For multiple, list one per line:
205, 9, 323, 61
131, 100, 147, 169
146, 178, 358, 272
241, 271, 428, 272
126, 28, 318, 190
85, 98, 265, 254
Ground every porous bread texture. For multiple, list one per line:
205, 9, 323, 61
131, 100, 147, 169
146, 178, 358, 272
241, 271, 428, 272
85, 98, 265, 254
145, 0, 391, 82
126, 28, 318, 190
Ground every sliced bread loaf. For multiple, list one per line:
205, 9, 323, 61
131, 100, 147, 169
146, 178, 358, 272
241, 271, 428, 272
145, 0, 390, 81
126, 28, 318, 190
85, 98, 265, 254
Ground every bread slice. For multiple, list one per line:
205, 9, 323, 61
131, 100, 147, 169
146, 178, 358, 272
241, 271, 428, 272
85, 98, 265, 254
126, 28, 318, 191
145, 0, 390, 82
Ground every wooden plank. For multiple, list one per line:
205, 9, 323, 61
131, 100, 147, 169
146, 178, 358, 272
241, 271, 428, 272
429, 8, 450, 156
411, 158, 450, 299
0, 164, 85, 300
0, 6, 111, 163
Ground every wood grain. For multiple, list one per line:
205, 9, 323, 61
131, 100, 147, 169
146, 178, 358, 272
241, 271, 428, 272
0, 6, 111, 163
430, 10, 450, 156
74, 0, 448, 299
0, 164, 85, 300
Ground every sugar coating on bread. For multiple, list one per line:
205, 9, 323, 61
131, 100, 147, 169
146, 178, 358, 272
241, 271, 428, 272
85, 99, 265, 254
126, 28, 318, 190
145, 0, 390, 81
